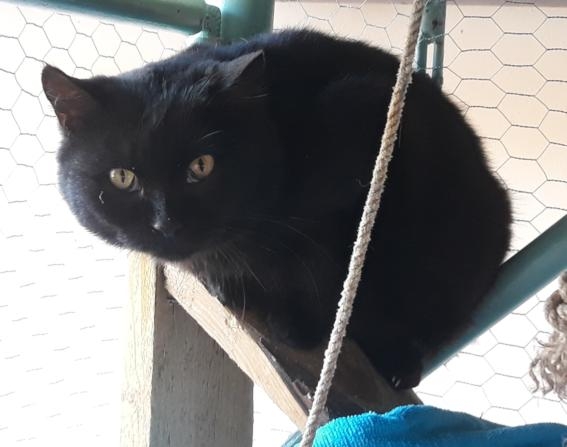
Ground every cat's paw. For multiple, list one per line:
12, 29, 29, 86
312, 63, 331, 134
385, 350, 423, 390
389, 368, 422, 390
361, 338, 424, 390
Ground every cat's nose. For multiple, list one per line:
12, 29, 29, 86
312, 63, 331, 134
152, 218, 181, 237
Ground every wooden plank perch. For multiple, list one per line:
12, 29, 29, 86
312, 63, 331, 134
121, 252, 419, 446
164, 262, 420, 429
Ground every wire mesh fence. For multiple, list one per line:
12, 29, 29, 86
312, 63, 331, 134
0, 1, 566, 445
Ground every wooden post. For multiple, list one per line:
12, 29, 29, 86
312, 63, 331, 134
121, 253, 253, 447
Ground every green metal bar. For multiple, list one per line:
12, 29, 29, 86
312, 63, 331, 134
12, 0, 275, 42
425, 215, 567, 375
414, 38, 428, 75
11, 0, 220, 36
431, 36, 444, 87
414, 0, 446, 86
430, 1, 446, 86
220, 0, 274, 42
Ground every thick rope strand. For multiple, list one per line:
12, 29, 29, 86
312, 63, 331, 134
299, 2, 426, 446
530, 271, 567, 399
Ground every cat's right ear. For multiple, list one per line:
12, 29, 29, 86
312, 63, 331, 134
219, 50, 265, 89
41, 65, 97, 134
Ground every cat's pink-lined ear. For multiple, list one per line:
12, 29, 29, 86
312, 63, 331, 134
220, 50, 265, 88
41, 65, 97, 134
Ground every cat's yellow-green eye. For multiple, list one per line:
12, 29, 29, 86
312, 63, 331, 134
187, 155, 214, 183
109, 168, 138, 191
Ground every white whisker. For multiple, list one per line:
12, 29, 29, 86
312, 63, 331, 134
198, 129, 224, 142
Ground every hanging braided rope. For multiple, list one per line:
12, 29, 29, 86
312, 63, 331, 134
530, 271, 567, 399
299, 1, 426, 446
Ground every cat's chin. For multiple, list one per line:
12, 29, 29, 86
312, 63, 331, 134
115, 233, 193, 262
109, 231, 190, 261
142, 243, 198, 263
131, 233, 230, 264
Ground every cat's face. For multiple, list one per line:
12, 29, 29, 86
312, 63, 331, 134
42, 51, 282, 260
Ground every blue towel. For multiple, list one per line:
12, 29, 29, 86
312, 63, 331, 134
287, 405, 567, 447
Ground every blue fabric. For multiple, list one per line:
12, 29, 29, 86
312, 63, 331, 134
289, 405, 567, 447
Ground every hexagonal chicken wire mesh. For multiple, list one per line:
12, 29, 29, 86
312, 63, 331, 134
0, 1, 566, 445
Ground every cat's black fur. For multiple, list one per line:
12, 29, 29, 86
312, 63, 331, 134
42, 30, 511, 389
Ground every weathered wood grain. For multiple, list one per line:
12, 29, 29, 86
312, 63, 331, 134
164, 262, 420, 430
121, 253, 253, 447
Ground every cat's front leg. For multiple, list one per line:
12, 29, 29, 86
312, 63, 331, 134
266, 309, 325, 349
200, 276, 249, 312
265, 292, 332, 350
201, 273, 330, 350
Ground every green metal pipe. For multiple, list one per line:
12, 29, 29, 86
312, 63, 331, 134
430, 0, 446, 86
220, 0, 274, 42
425, 215, 567, 375
414, 38, 428, 74
414, 0, 446, 86
10, 0, 220, 36
431, 37, 444, 87
12, 0, 275, 42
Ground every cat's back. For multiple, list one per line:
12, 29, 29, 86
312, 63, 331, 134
152, 30, 399, 88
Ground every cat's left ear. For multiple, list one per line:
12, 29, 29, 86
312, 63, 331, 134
219, 50, 265, 89
41, 65, 98, 134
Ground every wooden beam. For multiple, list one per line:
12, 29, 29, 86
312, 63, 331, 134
164, 263, 420, 430
164, 262, 309, 428
121, 253, 253, 447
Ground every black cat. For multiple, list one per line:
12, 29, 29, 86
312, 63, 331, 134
41, 30, 511, 389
